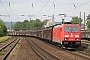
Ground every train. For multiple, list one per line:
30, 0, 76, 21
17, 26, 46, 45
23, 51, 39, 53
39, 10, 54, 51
81, 30, 90, 40
35, 23, 81, 49
8, 23, 81, 49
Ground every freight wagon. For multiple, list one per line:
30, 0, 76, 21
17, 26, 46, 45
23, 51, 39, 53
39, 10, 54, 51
81, 30, 90, 40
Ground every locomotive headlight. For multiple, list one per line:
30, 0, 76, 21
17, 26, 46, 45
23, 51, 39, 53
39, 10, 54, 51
65, 38, 67, 40
75, 35, 79, 38
76, 38, 79, 40
65, 35, 69, 37
64, 38, 68, 41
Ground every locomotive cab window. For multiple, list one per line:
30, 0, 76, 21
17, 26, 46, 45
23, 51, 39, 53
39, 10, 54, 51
64, 26, 78, 32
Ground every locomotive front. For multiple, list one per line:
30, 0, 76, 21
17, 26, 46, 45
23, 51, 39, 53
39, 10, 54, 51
62, 24, 81, 48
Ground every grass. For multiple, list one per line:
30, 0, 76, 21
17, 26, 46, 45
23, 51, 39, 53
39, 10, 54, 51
87, 44, 90, 50
0, 49, 7, 55
15, 46, 19, 49
12, 46, 19, 56
81, 40, 90, 43
0, 36, 12, 43
84, 40, 89, 43
84, 44, 90, 53
12, 52, 16, 56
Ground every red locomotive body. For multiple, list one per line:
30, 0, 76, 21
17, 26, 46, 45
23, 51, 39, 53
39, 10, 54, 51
53, 24, 81, 48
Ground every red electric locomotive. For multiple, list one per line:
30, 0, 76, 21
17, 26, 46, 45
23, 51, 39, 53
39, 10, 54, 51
52, 23, 81, 49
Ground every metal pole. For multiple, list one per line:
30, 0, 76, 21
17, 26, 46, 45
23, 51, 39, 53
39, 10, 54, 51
53, 2, 55, 25
11, 21, 12, 31
62, 19, 64, 24
59, 14, 66, 24
84, 12, 85, 30
79, 12, 81, 26
52, 15, 54, 25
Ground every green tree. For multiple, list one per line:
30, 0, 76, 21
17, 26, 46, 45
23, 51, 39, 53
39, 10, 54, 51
70, 16, 82, 24
13, 22, 23, 31
23, 20, 30, 30
87, 21, 90, 30
0, 19, 7, 36
13, 19, 44, 31
29, 20, 34, 30
33, 19, 43, 30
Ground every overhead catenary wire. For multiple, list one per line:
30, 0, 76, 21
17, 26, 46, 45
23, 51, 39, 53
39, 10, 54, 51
1, 0, 22, 21
31, 0, 42, 18
33, 0, 90, 20
6, 0, 16, 18
0, 1, 13, 21
5, 0, 10, 8
65, 1, 90, 13
0, 1, 10, 17
32, 0, 50, 20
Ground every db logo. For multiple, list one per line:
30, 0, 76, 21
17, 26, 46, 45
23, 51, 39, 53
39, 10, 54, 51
70, 33, 73, 37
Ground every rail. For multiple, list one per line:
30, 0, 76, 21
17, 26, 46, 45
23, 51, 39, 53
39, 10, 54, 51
1, 38, 20, 60
26, 38, 60, 60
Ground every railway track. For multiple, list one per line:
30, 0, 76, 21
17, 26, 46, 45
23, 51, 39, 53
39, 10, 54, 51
70, 51, 90, 59
26, 38, 60, 60
0, 38, 17, 51
29, 37, 90, 60
53, 41, 90, 59
47, 40, 90, 59
0, 37, 15, 48
0, 38, 20, 60
52, 42, 90, 59
70, 42, 90, 59
15, 37, 43, 60
3, 37, 89, 60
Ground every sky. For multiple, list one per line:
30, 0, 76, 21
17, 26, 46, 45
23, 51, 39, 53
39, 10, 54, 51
0, 0, 90, 22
